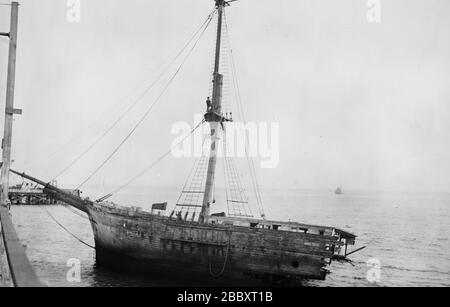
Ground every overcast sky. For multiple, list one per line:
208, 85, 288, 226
1, 0, 450, 199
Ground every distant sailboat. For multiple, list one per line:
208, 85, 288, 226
335, 187, 343, 195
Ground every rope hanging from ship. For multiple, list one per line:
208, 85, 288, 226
13, 1, 266, 222
222, 10, 266, 218
221, 125, 253, 218
41, 9, 216, 184
22, 9, 217, 177
75, 13, 215, 190
64, 205, 89, 220
97, 119, 207, 202
208, 230, 232, 278
162, 4, 266, 221
39, 206, 95, 249
3, 1, 364, 285
173, 135, 210, 219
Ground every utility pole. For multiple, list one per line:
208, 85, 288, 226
1, 2, 21, 207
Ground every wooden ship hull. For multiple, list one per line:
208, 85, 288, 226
87, 201, 355, 284
8, 171, 357, 284
6, 0, 359, 286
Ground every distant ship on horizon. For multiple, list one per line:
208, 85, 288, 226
335, 187, 343, 195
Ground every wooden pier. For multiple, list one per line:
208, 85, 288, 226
0, 2, 44, 287
0, 206, 43, 287
0, 213, 13, 287
8, 184, 81, 205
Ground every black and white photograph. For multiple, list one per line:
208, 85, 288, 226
0, 0, 449, 291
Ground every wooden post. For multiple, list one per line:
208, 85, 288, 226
1, 2, 20, 207
0, 206, 44, 287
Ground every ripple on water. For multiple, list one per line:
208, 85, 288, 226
9, 189, 450, 287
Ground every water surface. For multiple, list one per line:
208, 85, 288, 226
10, 188, 450, 287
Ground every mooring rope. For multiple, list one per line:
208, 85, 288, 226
40, 206, 94, 249
63, 205, 89, 220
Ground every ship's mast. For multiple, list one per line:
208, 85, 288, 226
199, 0, 228, 223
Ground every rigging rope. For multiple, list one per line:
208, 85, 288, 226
231, 60, 265, 218
51, 9, 217, 181
97, 119, 206, 202
222, 126, 252, 218
26, 10, 215, 175
223, 11, 266, 218
63, 205, 89, 220
222, 128, 231, 217
174, 134, 209, 218
76, 14, 215, 190
40, 206, 94, 249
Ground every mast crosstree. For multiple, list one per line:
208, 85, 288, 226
174, 0, 255, 222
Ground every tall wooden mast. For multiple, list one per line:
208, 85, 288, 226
1, 2, 21, 207
199, 0, 228, 223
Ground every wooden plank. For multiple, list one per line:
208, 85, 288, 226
5, 107, 22, 115
161, 238, 227, 246
0, 220, 13, 287
0, 207, 44, 287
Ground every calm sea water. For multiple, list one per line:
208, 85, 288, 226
9, 188, 450, 287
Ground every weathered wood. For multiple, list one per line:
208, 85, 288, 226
9, 169, 90, 212
0, 4, 43, 288
8, 187, 79, 205
0, 219, 13, 287
11, 169, 356, 283
5, 107, 22, 115
345, 245, 366, 257
0, 207, 43, 287
1, 2, 19, 207
87, 201, 343, 282
200, 1, 226, 223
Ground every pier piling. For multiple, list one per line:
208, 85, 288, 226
0, 2, 43, 287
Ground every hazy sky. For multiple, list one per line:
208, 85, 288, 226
1, 0, 450, 199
